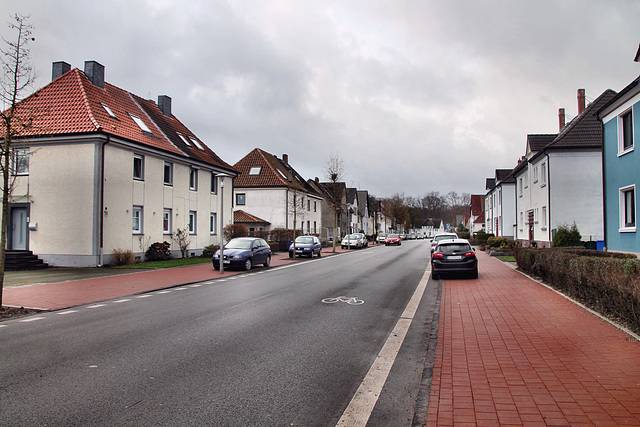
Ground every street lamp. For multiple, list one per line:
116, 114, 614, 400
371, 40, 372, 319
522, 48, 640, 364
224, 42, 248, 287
217, 173, 231, 274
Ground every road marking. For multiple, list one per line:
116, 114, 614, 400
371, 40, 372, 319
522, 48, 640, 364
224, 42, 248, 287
336, 269, 430, 427
20, 317, 46, 322
57, 310, 78, 315
188, 284, 202, 288
156, 290, 171, 294
0, 324, 6, 328
322, 296, 364, 305
87, 304, 106, 309
113, 299, 131, 303
135, 295, 152, 299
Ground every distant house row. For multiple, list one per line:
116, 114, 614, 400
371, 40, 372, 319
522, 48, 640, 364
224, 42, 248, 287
480, 48, 639, 255
2, 60, 390, 267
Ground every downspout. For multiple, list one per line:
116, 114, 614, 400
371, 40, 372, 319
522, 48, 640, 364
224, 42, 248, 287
98, 135, 109, 266
600, 120, 607, 251
285, 188, 289, 229
546, 153, 551, 247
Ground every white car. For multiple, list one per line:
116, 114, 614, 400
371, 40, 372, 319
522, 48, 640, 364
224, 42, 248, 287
430, 232, 458, 254
376, 233, 387, 244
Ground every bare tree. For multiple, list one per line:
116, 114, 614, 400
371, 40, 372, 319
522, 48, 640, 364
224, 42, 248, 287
0, 14, 37, 306
323, 154, 345, 252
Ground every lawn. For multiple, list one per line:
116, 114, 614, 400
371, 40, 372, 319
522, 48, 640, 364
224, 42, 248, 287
496, 255, 516, 262
113, 257, 212, 269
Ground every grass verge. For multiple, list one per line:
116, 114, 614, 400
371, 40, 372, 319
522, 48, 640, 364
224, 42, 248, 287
113, 257, 212, 269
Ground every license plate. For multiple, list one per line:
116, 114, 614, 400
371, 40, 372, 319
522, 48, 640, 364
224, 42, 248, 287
223, 260, 231, 264
447, 255, 463, 260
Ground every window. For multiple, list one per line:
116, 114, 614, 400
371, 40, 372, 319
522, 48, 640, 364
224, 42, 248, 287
524, 171, 528, 188
101, 103, 117, 118
313, 221, 317, 234
210, 212, 217, 234
249, 166, 262, 175
236, 193, 246, 206
314, 201, 317, 212
130, 114, 152, 133
132, 206, 143, 233
542, 207, 547, 228
188, 136, 205, 151
164, 162, 173, 186
163, 208, 172, 234
133, 155, 144, 180
189, 210, 197, 234
541, 163, 547, 186
518, 178, 523, 197
189, 168, 198, 190
177, 133, 191, 146
12, 148, 29, 175
307, 200, 311, 211
533, 166, 539, 183
211, 173, 218, 194
620, 109, 634, 154
620, 185, 636, 231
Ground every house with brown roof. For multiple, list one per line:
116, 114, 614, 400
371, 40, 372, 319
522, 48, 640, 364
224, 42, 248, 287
3, 60, 237, 266
313, 179, 348, 243
232, 149, 323, 235
513, 89, 617, 247
467, 194, 485, 233
484, 168, 517, 239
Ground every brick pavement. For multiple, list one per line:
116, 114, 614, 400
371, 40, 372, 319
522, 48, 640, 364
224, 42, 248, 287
426, 251, 640, 426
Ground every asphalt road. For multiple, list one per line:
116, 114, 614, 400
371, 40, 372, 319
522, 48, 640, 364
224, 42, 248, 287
0, 240, 440, 426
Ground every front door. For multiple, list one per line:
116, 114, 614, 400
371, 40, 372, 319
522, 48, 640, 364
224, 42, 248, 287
11, 207, 28, 250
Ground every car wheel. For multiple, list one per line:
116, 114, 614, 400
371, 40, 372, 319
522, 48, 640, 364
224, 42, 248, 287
385, 243, 388, 246
264, 255, 271, 268
470, 268, 478, 279
432, 271, 439, 280
317, 250, 322, 257
289, 252, 293, 258
243, 259, 252, 271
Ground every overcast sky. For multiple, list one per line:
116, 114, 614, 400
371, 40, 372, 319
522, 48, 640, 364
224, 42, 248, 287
3, 0, 640, 198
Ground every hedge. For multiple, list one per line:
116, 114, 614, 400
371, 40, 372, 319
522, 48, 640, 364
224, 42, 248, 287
515, 247, 640, 334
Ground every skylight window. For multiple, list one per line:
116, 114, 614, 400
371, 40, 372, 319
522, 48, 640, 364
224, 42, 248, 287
177, 133, 191, 146
188, 136, 205, 151
249, 166, 262, 176
101, 103, 116, 118
277, 169, 287, 180
129, 114, 152, 133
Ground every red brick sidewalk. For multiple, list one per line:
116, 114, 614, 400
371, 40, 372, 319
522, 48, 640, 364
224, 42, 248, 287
426, 251, 640, 426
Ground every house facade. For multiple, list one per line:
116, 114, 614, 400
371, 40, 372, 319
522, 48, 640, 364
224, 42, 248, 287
315, 180, 348, 243
484, 169, 516, 239
599, 75, 640, 254
232, 149, 323, 236
4, 61, 237, 266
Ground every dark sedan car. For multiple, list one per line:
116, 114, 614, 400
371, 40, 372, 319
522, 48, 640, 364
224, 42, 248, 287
212, 237, 272, 271
289, 235, 322, 258
431, 239, 478, 279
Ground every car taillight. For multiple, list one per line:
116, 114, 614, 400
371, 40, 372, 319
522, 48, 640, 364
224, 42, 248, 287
433, 252, 445, 258
464, 251, 475, 257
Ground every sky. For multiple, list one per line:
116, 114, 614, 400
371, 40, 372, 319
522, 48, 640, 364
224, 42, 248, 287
2, 0, 639, 199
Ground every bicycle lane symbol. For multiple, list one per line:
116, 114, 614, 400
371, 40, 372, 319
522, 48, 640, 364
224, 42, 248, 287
322, 296, 364, 305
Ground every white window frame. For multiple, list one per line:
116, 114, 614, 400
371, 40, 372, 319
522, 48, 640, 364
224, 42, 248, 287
189, 168, 198, 191
101, 103, 117, 118
541, 163, 547, 186
132, 206, 143, 234
542, 206, 547, 229
130, 114, 152, 133
188, 136, 205, 151
249, 166, 262, 176
518, 178, 523, 197
12, 148, 29, 175
177, 133, 191, 146
619, 185, 636, 232
133, 155, 144, 180
163, 208, 172, 234
164, 161, 173, 186
618, 108, 635, 156
211, 173, 218, 194
189, 210, 197, 234
210, 212, 217, 235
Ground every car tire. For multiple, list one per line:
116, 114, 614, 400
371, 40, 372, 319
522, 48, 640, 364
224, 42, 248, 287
317, 250, 322, 257
470, 268, 478, 279
244, 259, 252, 271
264, 256, 271, 268
289, 252, 293, 258
432, 271, 439, 280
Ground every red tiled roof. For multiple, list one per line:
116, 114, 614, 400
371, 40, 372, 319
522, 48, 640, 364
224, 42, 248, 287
234, 210, 270, 224
470, 194, 484, 215
234, 148, 307, 191
475, 210, 485, 224
4, 68, 235, 172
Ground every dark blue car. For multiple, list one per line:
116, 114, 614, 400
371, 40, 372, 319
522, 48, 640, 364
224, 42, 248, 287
289, 235, 322, 258
212, 237, 272, 271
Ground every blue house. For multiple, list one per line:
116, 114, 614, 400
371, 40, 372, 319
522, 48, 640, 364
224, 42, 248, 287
599, 69, 640, 254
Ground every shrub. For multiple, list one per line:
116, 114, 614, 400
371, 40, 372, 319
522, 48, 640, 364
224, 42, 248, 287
202, 244, 219, 258
515, 247, 640, 334
111, 248, 135, 266
487, 236, 508, 248
224, 223, 248, 241
172, 228, 191, 258
458, 231, 471, 240
145, 241, 173, 261
552, 222, 582, 247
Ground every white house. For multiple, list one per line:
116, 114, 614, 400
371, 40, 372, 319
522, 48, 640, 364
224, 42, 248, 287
484, 169, 517, 239
3, 60, 237, 267
233, 149, 323, 236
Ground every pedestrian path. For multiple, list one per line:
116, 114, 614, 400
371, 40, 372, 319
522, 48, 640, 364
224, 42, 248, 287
426, 250, 640, 426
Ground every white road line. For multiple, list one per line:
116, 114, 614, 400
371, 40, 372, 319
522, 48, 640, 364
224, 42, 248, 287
336, 269, 430, 427
87, 304, 106, 309
156, 290, 171, 294
113, 299, 131, 303
20, 317, 46, 322
135, 295, 152, 299
57, 310, 78, 315
188, 284, 202, 288
0, 324, 7, 328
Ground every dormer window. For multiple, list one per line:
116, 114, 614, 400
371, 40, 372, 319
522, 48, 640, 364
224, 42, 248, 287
101, 103, 117, 118
177, 133, 191, 146
188, 136, 205, 151
249, 166, 262, 176
129, 114, 152, 133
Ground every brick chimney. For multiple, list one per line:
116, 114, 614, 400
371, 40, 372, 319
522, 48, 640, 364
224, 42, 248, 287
282, 154, 289, 164
558, 108, 565, 130
52, 61, 71, 81
577, 89, 586, 114
158, 95, 172, 118
84, 60, 105, 89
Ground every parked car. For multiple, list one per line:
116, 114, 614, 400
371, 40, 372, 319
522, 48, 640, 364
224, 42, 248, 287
212, 237, 272, 271
289, 235, 322, 258
399, 233, 406, 240
354, 233, 369, 248
385, 234, 402, 246
376, 233, 387, 244
431, 238, 478, 279
341, 233, 365, 249
430, 232, 458, 254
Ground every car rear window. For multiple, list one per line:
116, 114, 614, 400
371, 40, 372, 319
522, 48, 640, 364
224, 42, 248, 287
437, 243, 471, 254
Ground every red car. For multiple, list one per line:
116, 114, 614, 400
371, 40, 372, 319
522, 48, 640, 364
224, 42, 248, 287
385, 234, 401, 246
